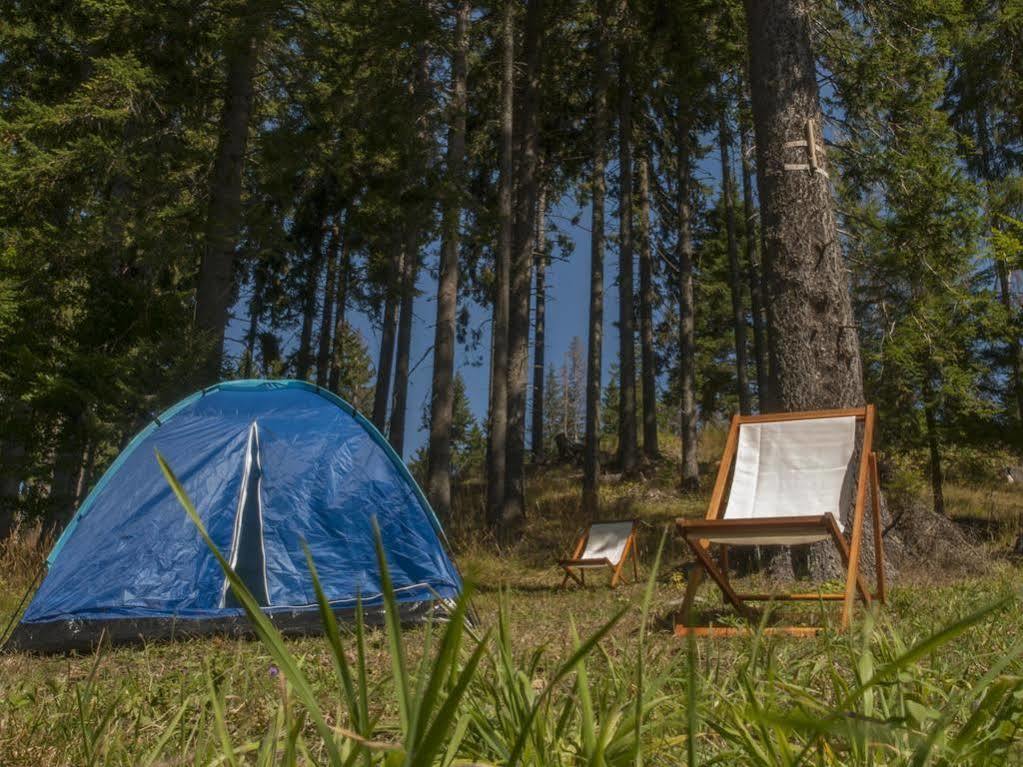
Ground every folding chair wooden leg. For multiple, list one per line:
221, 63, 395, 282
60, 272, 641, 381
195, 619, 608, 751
677, 562, 705, 628
684, 537, 753, 617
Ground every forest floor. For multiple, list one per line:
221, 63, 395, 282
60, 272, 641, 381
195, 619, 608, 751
2, 450, 1023, 764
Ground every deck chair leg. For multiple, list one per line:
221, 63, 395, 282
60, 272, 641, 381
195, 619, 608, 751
677, 563, 705, 628
685, 537, 752, 618
632, 543, 639, 583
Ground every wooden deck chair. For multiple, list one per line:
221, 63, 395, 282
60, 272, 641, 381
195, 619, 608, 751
559, 520, 639, 588
675, 406, 886, 637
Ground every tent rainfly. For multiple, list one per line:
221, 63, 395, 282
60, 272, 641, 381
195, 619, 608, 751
5, 380, 462, 653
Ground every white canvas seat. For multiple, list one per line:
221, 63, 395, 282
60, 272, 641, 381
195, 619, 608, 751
573, 522, 634, 566
559, 520, 639, 588
706, 416, 857, 545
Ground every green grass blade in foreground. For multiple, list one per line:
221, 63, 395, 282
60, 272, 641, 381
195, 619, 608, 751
206, 663, 240, 767
156, 450, 345, 767
635, 528, 667, 767
505, 605, 627, 767
370, 516, 412, 738
302, 544, 364, 725
776, 589, 1020, 765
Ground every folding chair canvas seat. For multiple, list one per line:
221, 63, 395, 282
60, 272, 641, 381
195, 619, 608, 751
559, 521, 639, 588
676, 407, 886, 637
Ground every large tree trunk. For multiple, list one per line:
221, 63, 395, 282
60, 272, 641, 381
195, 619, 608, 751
677, 110, 700, 491
745, 0, 870, 580
315, 221, 341, 387
389, 238, 417, 456
740, 105, 771, 409
617, 45, 639, 476
194, 12, 262, 383
486, 0, 515, 526
501, 0, 542, 534
531, 186, 549, 462
583, 0, 609, 516
637, 149, 659, 459
719, 104, 752, 415
328, 229, 350, 395
744, 0, 864, 412
426, 0, 469, 520
372, 246, 401, 431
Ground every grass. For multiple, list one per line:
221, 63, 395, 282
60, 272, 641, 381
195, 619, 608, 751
2, 450, 1023, 764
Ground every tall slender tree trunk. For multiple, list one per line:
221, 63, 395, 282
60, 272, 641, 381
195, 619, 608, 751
583, 0, 610, 516
502, 0, 542, 533
719, 103, 752, 415
194, 11, 263, 382
486, 0, 515, 526
315, 221, 341, 387
389, 238, 417, 456
427, 0, 470, 520
0, 406, 28, 541
677, 110, 700, 491
531, 186, 549, 461
740, 105, 770, 409
923, 371, 946, 516
243, 267, 264, 379
296, 219, 327, 381
372, 246, 401, 431
637, 150, 659, 459
617, 45, 639, 475
744, 0, 864, 413
328, 229, 350, 395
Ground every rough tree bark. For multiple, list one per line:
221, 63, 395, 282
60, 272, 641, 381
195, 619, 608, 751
923, 370, 946, 516
389, 239, 417, 456
719, 102, 752, 415
372, 246, 401, 431
194, 9, 263, 382
295, 218, 327, 382
502, 0, 542, 533
637, 149, 659, 459
745, 0, 863, 412
427, 0, 469, 520
315, 221, 341, 387
242, 267, 264, 379
740, 104, 771, 409
531, 185, 549, 462
486, 0, 514, 526
677, 109, 700, 491
328, 229, 350, 395
389, 44, 431, 456
745, 0, 875, 579
583, 0, 609, 517
617, 44, 639, 475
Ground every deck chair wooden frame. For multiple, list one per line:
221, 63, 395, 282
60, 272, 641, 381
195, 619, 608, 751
559, 519, 640, 589
675, 406, 886, 637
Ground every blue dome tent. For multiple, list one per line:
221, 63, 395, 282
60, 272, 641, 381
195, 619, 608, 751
6, 380, 462, 652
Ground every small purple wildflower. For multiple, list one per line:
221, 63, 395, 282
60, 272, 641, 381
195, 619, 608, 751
268, 664, 280, 678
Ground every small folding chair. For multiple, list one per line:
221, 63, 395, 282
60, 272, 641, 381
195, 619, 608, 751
559, 520, 640, 588
675, 406, 886, 637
